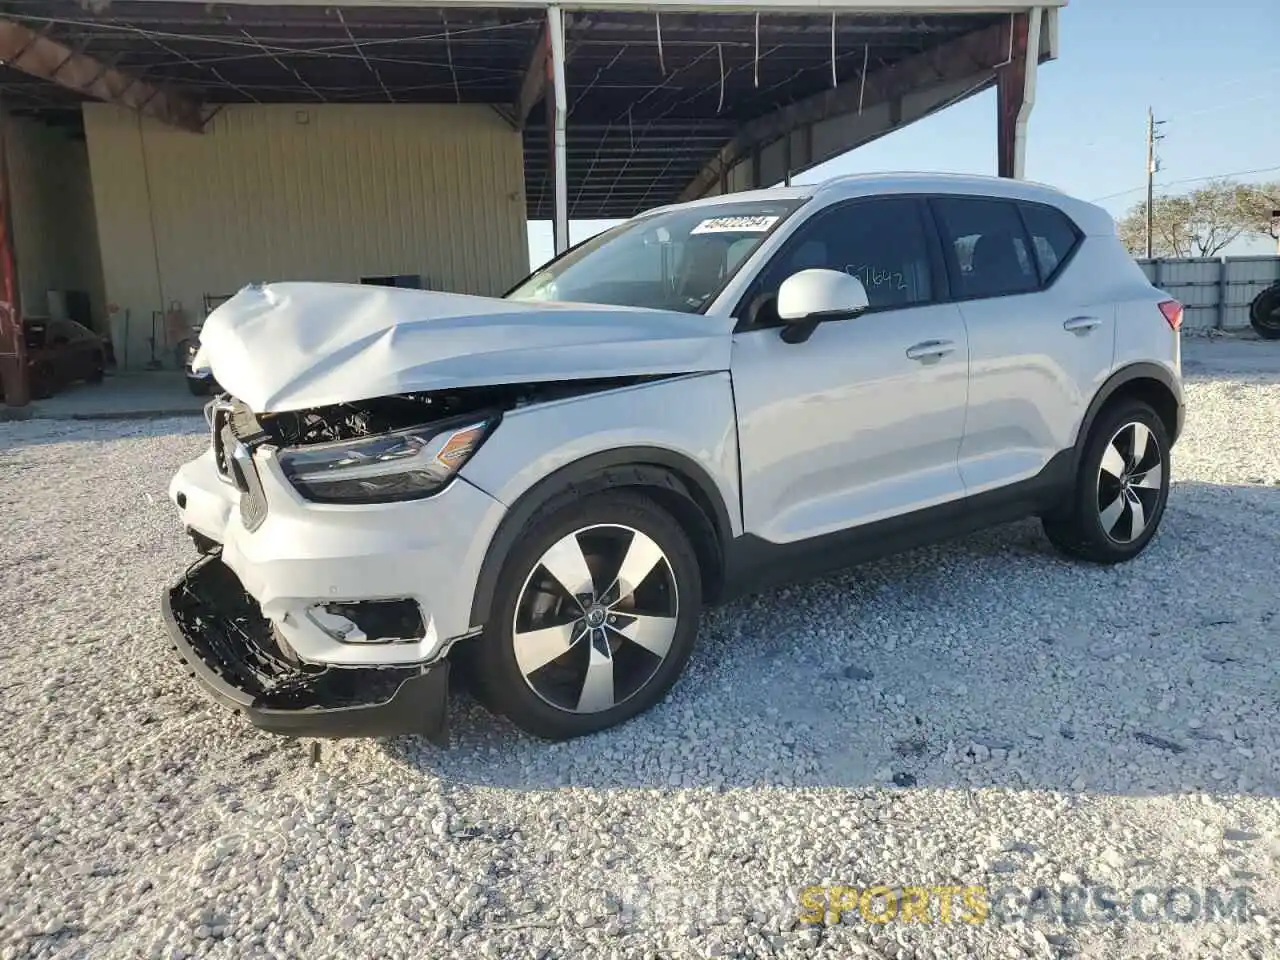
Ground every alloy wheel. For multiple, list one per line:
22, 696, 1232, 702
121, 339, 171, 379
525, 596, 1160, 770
1096, 421, 1163, 543
512, 524, 679, 714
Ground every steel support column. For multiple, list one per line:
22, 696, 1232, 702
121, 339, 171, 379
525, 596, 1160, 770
546, 6, 569, 254
996, 7, 1039, 179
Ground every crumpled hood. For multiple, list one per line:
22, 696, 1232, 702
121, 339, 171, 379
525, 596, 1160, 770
197, 281, 735, 413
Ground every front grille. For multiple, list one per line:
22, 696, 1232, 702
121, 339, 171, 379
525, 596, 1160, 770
208, 399, 234, 481
209, 397, 269, 531
239, 458, 269, 532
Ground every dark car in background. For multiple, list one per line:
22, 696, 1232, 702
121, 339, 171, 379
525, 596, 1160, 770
16, 319, 106, 399
183, 334, 222, 396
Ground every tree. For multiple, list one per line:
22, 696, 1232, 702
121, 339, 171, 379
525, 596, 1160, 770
1237, 180, 1280, 242
1118, 179, 1280, 258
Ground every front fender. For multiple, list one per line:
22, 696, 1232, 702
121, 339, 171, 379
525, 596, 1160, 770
459, 372, 740, 628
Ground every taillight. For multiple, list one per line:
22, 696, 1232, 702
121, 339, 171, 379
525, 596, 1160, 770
1158, 300, 1183, 331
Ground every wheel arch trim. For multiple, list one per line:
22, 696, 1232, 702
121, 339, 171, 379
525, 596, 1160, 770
1073, 362, 1183, 474
466, 447, 734, 630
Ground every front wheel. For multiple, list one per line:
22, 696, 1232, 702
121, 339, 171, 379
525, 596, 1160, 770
473, 491, 702, 740
1043, 400, 1170, 563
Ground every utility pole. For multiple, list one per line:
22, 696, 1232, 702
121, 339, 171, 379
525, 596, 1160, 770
1145, 107, 1165, 258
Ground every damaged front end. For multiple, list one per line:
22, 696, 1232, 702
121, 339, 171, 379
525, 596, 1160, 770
167, 377, 662, 740
163, 552, 451, 741
209, 378, 656, 516
252, 377, 662, 446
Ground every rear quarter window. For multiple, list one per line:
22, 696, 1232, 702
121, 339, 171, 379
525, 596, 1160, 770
1018, 202, 1082, 282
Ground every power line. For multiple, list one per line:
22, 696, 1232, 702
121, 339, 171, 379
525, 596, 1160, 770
1166, 90, 1277, 124
1162, 66, 1280, 99
1071, 88, 1279, 164
1091, 165, 1280, 204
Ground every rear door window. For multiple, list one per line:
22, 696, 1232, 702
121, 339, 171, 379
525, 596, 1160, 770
931, 197, 1038, 300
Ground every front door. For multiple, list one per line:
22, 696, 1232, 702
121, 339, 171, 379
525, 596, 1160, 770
730, 197, 970, 545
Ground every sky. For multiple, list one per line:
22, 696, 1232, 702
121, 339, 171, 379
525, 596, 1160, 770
526, 0, 1280, 270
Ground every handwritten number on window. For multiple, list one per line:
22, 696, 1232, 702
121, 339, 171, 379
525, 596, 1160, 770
844, 264, 907, 292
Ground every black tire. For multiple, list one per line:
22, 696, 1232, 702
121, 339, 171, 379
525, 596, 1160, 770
30, 362, 55, 400
1249, 284, 1280, 340
186, 377, 213, 396
1042, 400, 1170, 563
472, 490, 702, 740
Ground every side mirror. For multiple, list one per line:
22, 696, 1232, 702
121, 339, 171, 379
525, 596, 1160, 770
776, 268, 870, 344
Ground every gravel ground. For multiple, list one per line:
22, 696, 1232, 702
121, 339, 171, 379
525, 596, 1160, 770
1, 339, 1278, 960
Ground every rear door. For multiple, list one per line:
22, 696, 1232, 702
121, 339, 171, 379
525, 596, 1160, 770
730, 197, 970, 544
930, 196, 1112, 495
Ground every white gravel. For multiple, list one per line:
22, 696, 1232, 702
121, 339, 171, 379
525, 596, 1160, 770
2, 340, 1278, 960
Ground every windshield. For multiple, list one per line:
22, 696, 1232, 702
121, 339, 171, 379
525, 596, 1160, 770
506, 199, 804, 314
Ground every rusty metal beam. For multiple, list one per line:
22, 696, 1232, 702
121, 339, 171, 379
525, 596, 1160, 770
681, 19, 1014, 202
513, 20, 550, 129
514, 13, 586, 131
996, 10, 1032, 178
0, 19, 205, 133
0, 103, 27, 407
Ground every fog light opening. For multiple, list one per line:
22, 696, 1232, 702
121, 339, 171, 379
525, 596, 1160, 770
307, 599, 427, 645
185, 527, 219, 556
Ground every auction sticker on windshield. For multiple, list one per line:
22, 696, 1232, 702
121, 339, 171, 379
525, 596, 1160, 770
691, 215, 781, 235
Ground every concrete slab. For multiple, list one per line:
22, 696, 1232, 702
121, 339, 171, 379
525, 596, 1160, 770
0, 371, 207, 421
1183, 334, 1280, 377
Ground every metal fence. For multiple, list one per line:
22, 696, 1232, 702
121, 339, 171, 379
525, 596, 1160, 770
1136, 256, 1280, 331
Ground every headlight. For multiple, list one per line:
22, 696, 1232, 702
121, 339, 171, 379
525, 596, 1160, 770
278, 417, 496, 504
188, 344, 209, 372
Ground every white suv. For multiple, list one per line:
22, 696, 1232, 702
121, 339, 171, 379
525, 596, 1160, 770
165, 173, 1183, 742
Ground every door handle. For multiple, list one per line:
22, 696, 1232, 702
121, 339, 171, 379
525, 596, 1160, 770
905, 339, 956, 362
1063, 316, 1102, 333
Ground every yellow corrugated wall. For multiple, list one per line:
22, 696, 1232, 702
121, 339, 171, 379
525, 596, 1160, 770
4, 110, 107, 330
82, 103, 529, 368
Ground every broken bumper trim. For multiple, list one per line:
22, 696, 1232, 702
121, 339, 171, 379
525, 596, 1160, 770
161, 555, 449, 742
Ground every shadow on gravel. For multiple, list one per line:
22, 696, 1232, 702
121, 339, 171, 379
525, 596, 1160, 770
1182, 337, 1280, 383
0, 416, 206, 452
1181, 362, 1280, 386
382, 480, 1279, 800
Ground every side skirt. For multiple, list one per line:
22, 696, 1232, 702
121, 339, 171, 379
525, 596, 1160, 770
719, 449, 1073, 602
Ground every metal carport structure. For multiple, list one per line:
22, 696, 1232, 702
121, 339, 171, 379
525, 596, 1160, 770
0, 0, 1064, 405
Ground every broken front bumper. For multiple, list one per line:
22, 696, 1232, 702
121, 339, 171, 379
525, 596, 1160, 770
162, 555, 449, 741
169, 443, 506, 667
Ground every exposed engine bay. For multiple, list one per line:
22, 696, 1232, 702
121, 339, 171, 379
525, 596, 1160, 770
233, 377, 666, 447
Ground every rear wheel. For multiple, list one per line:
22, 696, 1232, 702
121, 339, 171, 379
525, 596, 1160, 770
1043, 400, 1170, 563
474, 491, 702, 740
